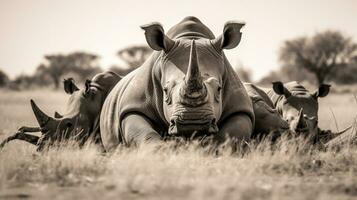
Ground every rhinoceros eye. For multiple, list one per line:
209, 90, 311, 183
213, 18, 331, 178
163, 86, 172, 105
214, 86, 222, 102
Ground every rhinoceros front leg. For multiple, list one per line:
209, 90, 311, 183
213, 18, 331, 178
122, 114, 162, 146
218, 114, 253, 143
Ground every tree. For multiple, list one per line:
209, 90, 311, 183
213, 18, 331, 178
117, 45, 152, 67
112, 45, 152, 77
280, 64, 316, 84
280, 30, 357, 85
36, 52, 101, 88
65, 52, 102, 81
0, 69, 9, 87
41, 54, 67, 88
11, 74, 35, 90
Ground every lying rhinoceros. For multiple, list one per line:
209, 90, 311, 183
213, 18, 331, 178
265, 81, 334, 142
243, 83, 289, 138
0, 71, 120, 151
264, 81, 353, 145
100, 16, 255, 151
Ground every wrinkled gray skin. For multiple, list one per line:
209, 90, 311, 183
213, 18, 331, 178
266, 81, 330, 139
1, 71, 120, 151
35, 71, 120, 150
100, 17, 254, 151
244, 83, 289, 137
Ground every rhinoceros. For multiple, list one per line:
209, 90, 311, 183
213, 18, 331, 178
243, 83, 289, 138
100, 16, 255, 150
265, 81, 330, 139
0, 71, 120, 151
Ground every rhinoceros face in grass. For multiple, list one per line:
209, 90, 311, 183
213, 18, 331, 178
272, 81, 330, 137
31, 72, 119, 149
141, 21, 244, 137
162, 40, 222, 136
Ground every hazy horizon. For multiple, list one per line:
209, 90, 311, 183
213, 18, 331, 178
1, 0, 357, 81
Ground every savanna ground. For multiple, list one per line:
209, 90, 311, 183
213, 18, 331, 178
0, 88, 357, 200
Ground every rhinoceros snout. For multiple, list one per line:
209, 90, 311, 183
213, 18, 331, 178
281, 120, 290, 130
57, 118, 74, 131
168, 116, 218, 137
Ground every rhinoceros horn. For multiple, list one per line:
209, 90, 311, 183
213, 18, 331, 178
30, 99, 53, 128
183, 40, 206, 98
296, 108, 307, 130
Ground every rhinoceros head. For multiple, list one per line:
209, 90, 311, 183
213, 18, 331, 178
272, 81, 330, 137
31, 71, 119, 149
141, 19, 244, 137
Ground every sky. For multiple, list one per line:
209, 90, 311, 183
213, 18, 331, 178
0, 0, 357, 81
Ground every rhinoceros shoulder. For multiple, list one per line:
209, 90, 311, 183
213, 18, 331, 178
244, 83, 275, 108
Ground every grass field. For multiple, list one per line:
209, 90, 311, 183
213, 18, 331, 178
0, 89, 357, 200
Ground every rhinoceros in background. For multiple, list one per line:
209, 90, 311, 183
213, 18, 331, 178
243, 83, 289, 138
0, 71, 120, 151
265, 81, 330, 140
100, 16, 255, 150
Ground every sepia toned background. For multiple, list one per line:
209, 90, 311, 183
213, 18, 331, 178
1, 0, 357, 88
1, 1, 357, 199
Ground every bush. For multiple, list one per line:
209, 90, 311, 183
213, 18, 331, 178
0, 69, 9, 87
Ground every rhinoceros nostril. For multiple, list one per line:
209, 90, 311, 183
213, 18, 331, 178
211, 118, 216, 124
281, 125, 290, 130
66, 122, 73, 128
297, 121, 307, 129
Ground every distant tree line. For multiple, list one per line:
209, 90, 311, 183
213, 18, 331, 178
110, 45, 152, 76
1, 30, 357, 90
259, 30, 357, 85
1, 52, 102, 90
0, 45, 152, 90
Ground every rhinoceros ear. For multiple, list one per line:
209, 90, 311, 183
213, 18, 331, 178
141, 22, 174, 52
272, 81, 291, 98
84, 79, 92, 94
63, 78, 79, 94
54, 111, 63, 119
313, 84, 331, 98
212, 21, 245, 50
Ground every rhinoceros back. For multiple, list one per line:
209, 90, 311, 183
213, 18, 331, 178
244, 83, 275, 108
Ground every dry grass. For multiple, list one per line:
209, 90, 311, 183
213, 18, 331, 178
0, 89, 357, 200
